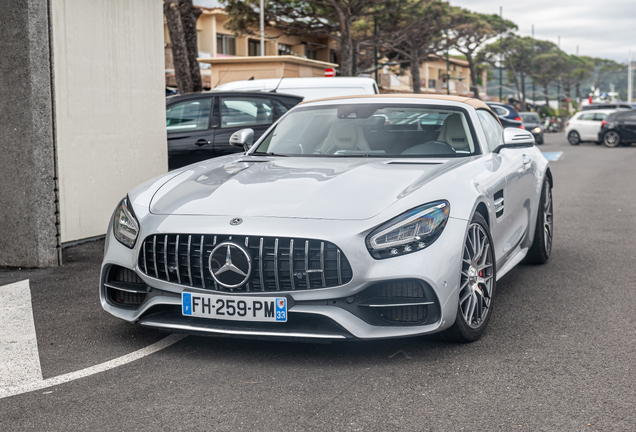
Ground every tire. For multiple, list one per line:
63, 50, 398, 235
567, 131, 580, 145
440, 213, 496, 343
525, 178, 553, 264
603, 131, 621, 148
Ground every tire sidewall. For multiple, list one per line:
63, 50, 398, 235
604, 131, 620, 148
568, 131, 580, 145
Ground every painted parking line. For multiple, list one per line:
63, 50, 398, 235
542, 152, 563, 161
0, 280, 187, 400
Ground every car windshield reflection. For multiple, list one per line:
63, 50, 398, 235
252, 104, 478, 158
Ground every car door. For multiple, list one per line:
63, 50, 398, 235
213, 96, 277, 156
617, 111, 636, 142
576, 112, 597, 140
166, 97, 214, 169
477, 110, 534, 269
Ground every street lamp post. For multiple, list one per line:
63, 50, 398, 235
499, 6, 503, 102
259, 0, 265, 56
446, 29, 450, 95
531, 24, 535, 112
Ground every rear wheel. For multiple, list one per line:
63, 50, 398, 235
440, 213, 495, 343
568, 131, 580, 145
525, 178, 553, 264
603, 131, 621, 148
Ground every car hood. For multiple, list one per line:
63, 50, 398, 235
149, 156, 465, 220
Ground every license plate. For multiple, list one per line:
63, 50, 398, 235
181, 292, 287, 322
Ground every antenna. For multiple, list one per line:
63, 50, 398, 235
270, 76, 284, 93
214, 68, 230, 88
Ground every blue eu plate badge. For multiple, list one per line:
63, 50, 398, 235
182, 293, 192, 316
275, 298, 287, 322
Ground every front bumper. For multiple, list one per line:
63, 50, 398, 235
100, 215, 468, 340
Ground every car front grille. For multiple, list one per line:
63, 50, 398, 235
137, 234, 353, 293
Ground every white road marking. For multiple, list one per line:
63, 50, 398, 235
0, 280, 43, 387
0, 280, 188, 400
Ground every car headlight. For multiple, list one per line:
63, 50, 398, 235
533, 127, 541, 133
113, 196, 139, 248
366, 201, 450, 259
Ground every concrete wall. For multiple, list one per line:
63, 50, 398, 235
52, 0, 167, 243
0, 0, 59, 267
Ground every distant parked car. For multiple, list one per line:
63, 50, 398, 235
597, 110, 636, 147
581, 102, 633, 111
565, 109, 615, 146
166, 91, 303, 169
214, 77, 379, 101
485, 102, 524, 129
519, 112, 544, 144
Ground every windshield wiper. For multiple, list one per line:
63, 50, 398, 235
251, 151, 289, 157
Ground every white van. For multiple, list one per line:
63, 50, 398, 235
214, 77, 379, 101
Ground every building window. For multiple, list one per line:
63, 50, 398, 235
248, 39, 261, 56
216, 35, 236, 56
306, 48, 317, 60
428, 79, 436, 89
278, 43, 293, 56
329, 50, 338, 64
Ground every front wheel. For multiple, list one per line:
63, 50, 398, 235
440, 213, 496, 343
604, 131, 621, 148
568, 131, 580, 145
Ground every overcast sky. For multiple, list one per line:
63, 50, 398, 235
195, 0, 635, 63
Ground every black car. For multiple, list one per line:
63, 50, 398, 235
166, 91, 303, 169
598, 110, 636, 147
582, 102, 633, 111
519, 111, 544, 144
485, 102, 524, 129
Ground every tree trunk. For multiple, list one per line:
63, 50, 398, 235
180, 0, 202, 92
466, 53, 480, 100
164, 0, 193, 93
542, 83, 550, 108
411, 46, 421, 94
520, 72, 527, 110
339, 26, 354, 76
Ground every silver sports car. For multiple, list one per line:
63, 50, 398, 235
100, 95, 552, 342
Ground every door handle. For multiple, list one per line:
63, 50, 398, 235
522, 155, 532, 165
195, 139, 210, 146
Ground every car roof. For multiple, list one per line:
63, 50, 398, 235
166, 90, 303, 102
302, 94, 493, 110
576, 109, 617, 114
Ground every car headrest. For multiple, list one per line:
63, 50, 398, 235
438, 114, 469, 150
332, 120, 358, 150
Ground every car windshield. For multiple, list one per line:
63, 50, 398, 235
252, 104, 477, 157
521, 113, 540, 123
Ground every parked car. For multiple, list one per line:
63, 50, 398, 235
598, 110, 636, 147
565, 109, 615, 145
101, 95, 552, 343
214, 77, 379, 101
485, 102, 524, 129
519, 112, 544, 144
166, 91, 303, 169
581, 102, 633, 111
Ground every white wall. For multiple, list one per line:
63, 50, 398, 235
52, 0, 167, 242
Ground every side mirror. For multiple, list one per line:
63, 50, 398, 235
494, 128, 535, 153
229, 128, 254, 152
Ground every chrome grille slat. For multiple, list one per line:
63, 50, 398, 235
289, 239, 295, 290
175, 235, 181, 284
138, 234, 352, 293
304, 240, 310, 289
259, 237, 265, 292
274, 238, 280, 290
187, 235, 192, 286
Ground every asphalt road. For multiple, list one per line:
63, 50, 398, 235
1, 134, 636, 431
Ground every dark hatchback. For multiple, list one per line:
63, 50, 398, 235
598, 110, 636, 147
485, 102, 524, 129
166, 91, 303, 169
519, 112, 544, 144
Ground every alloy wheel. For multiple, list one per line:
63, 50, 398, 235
604, 131, 620, 148
543, 182, 553, 256
459, 223, 494, 329
568, 131, 580, 145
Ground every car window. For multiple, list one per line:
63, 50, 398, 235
623, 112, 636, 120
491, 106, 509, 117
477, 110, 504, 152
272, 100, 289, 115
593, 113, 608, 121
579, 113, 595, 121
254, 103, 478, 157
220, 97, 274, 128
166, 99, 212, 132
520, 113, 540, 123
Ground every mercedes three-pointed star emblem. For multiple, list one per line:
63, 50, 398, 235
208, 241, 252, 288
